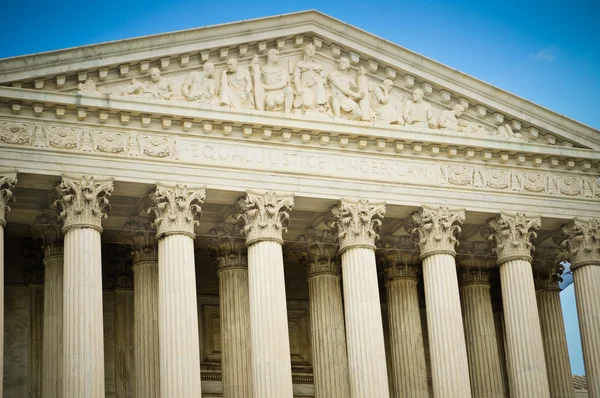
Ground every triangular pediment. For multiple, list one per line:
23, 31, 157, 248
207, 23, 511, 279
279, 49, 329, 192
1, 10, 598, 150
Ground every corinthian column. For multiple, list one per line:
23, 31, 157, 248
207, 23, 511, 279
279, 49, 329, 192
25, 270, 44, 398
532, 246, 574, 398
209, 225, 251, 398
235, 191, 295, 398
411, 206, 471, 397
457, 242, 505, 398
486, 213, 550, 397
120, 218, 160, 398
295, 229, 350, 398
0, 171, 17, 393
379, 235, 429, 398
55, 175, 113, 398
148, 183, 206, 398
560, 218, 600, 397
327, 199, 389, 398
33, 212, 64, 398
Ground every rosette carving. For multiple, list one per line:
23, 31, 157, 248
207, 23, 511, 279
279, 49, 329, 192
559, 218, 600, 269
295, 229, 340, 278
32, 211, 64, 257
377, 235, 420, 281
326, 199, 385, 252
0, 122, 32, 145
234, 191, 294, 245
0, 172, 17, 226
484, 213, 541, 265
410, 206, 465, 258
147, 183, 205, 239
54, 175, 113, 232
532, 246, 563, 290
119, 218, 158, 263
208, 224, 247, 271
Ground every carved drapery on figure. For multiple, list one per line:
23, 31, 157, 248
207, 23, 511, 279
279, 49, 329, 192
328, 57, 363, 120
234, 190, 294, 245
0, 172, 17, 226
485, 213, 541, 264
147, 183, 206, 239
219, 58, 254, 110
54, 175, 113, 232
251, 49, 294, 113
119, 218, 158, 263
295, 229, 341, 277
293, 43, 329, 113
326, 199, 386, 252
182, 62, 216, 104
559, 218, 600, 268
209, 224, 247, 271
410, 206, 465, 258
32, 211, 64, 257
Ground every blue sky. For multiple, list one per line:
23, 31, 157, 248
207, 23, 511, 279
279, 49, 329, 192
2, 0, 596, 375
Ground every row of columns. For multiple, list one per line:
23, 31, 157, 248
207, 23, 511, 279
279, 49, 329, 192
0, 171, 599, 397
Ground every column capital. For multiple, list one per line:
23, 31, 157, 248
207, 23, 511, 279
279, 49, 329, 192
114, 274, 134, 290
32, 211, 64, 258
54, 175, 113, 233
410, 206, 465, 258
0, 171, 17, 227
326, 198, 386, 252
120, 217, 158, 264
457, 241, 496, 270
147, 183, 206, 239
378, 235, 420, 281
559, 218, 600, 269
458, 268, 491, 286
532, 246, 563, 290
209, 224, 247, 271
295, 229, 340, 278
234, 190, 294, 245
484, 212, 541, 265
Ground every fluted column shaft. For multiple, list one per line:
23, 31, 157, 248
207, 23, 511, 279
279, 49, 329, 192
42, 252, 64, 398
247, 240, 294, 397
385, 272, 429, 397
132, 260, 159, 398
573, 264, 600, 397
499, 259, 550, 396
158, 234, 202, 397
218, 264, 251, 398
459, 273, 505, 398
28, 281, 44, 398
115, 288, 134, 397
536, 288, 574, 397
308, 271, 350, 397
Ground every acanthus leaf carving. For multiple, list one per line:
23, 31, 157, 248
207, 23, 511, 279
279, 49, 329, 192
559, 218, 600, 269
0, 172, 17, 226
119, 217, 158, 263
208, 223, 247, 271
294, 229, 340, 278
32, 211, 64, 257
410, 206, 465, 258
458, 268, 491, 286
484, 213, 541, 265
147, 183, 205, 239
234, 191, 294, 245
456, 240, 496, 270
531, 246, 564, 290
377, 234, 421, 281
0, 122, 33, 145
326, 198, 385, 252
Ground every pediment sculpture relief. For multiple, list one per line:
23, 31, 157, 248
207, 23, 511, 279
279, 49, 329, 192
76, 43, 526, 141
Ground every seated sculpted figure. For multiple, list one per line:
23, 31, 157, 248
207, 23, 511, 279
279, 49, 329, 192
438, 104, 465, 131
251, 49, 293, 113
293, 43, 329, 113
120, 67, 174, 100
328, 57, 364, 120
403, 88, 436, 128
219, 58, 254, 110
182, 62, 216, 104
370, 79, 404, 125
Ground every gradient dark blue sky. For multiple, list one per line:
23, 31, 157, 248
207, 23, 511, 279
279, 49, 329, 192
2, 0, 596, 375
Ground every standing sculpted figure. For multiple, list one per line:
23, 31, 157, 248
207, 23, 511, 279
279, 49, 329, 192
293, 43, 329, 113
356, 67, 371, 122
370, 79, 404, 125
219, 58, 254, 110
403, 88, 436, 128
438, 104, 465, 131
328, 57, 364, 120
120, 67, 174, 99
182, 62, 216, 104
251, 49, 293, 113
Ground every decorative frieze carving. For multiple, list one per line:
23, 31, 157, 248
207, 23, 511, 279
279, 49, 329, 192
147, 183, 206, 238
234, 190, 294, 245
208, 224, 247, 271
456, 241, 496, 269
410, 206, 465, 258
32, 211, 64, 257
531, 246, 563, 290
559, 218, 600, 269
93, 131, 129, 154
45, 126, 82, 149
119, 218, 158, 263
294, 229, 340, 278
0, 171, 17, 226
484, 213, 541, 265
54, 175, 114, 232
137, 135, 177, 158
326, 198, 386, 252
0, 122, 33, 145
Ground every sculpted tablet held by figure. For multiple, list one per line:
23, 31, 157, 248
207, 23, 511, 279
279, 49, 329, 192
182, 62, 216, 104
219, 58, 254, 110
293, 43, 329, 113
252, 49, 293, 113
328, 57, 364, 120
120, 67, 174, 100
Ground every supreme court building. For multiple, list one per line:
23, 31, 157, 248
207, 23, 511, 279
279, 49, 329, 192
0, 10, 599, 398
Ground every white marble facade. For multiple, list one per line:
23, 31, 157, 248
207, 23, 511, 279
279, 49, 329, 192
1, 10, 599, 398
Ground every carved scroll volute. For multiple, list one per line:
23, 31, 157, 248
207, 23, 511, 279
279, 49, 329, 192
326, 199, 386, 253
410, 206, 465, 259
32, 211, 64, 257
378, 234, 421, 281
147, 183, 206, 239
54, 175, 113, 233
295, 229, 340, 278
484, 213, 541, 265
532, 246, 564, 290
559, 218, 600, 269
234, 190, 294, 245
209, 224, 247, 271
0, 171, 17, 227
119, 218, 158, 264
